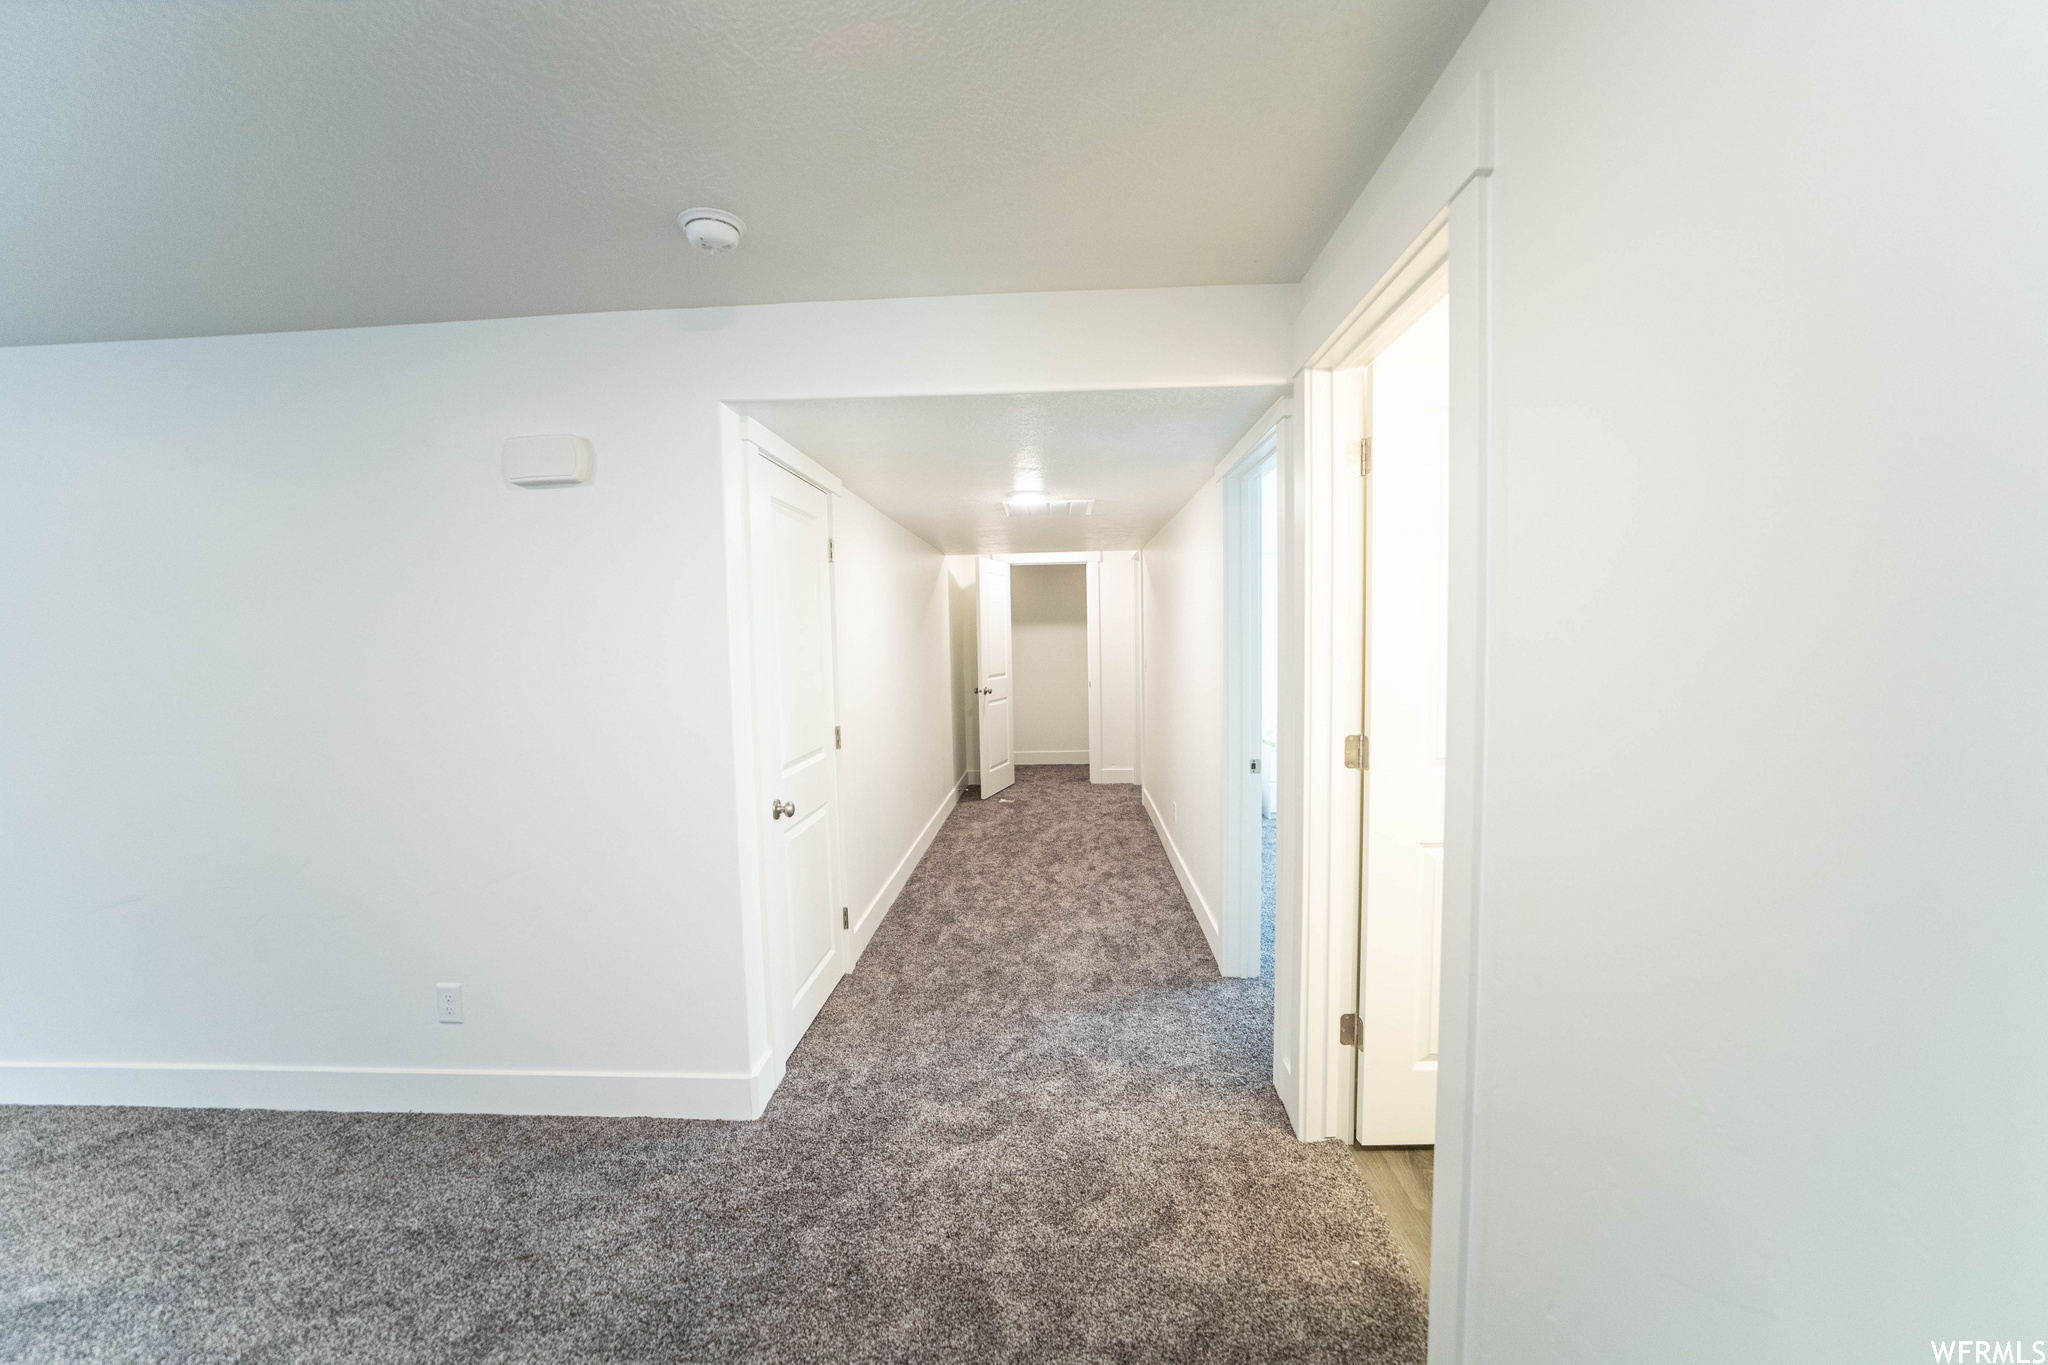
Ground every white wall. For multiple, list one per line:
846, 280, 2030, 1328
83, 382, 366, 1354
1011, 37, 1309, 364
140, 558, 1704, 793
1010, 564, 1089, 763
1295, 0, 2048, 1356
1094, 552, 1142, 784
1139, 481, 1227, 968
0, 284, 1294, 1119
821, 485, 959, 957
943, 555, 980, 783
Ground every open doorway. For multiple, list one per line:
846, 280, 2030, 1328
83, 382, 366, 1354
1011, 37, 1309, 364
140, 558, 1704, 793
1259, 463, 1279, 980
1011, 564, 1090, 769
1354, 294, 1450, 1147
1344, 292, 1450, 1291
1216, 416, 1286, 985
966, 551, 1144, 800
1221, 213, 1455, 1298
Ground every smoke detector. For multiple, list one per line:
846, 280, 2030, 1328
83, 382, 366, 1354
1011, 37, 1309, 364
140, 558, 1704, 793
677, 208, 745, 252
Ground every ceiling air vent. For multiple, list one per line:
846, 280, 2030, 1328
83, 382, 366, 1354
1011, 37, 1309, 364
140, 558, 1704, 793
1002, 498, 1095, 517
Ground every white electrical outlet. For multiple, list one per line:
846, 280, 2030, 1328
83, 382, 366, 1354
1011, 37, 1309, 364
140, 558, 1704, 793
435, 982, 464, 1024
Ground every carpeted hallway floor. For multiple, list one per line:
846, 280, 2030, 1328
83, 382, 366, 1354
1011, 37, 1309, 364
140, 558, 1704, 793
0, 766, 1427, 1364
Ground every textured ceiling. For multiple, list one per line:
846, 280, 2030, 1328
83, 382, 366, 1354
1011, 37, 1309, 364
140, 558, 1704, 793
736, 386, 1285, 554
0, 0, 1488, 346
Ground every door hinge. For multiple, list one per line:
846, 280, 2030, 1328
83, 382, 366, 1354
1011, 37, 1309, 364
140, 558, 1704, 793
835, 725, 842, 749
1344, 735, 1368, 769
1339, 1013, 1361, 1047
827, 538, 834, 562
842, 906, 849, 930
1359, 436, 1373, 474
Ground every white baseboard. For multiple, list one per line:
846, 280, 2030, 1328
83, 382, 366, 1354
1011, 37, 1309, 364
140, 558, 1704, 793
1093, 765, 1137, 784
0, 1052, 781, 1120
846, 775, 963, 968
0, 778, 960, 1126
1016, 749, 1089, 765
1141, 786, 1224, 970
0, 777, 975, 1126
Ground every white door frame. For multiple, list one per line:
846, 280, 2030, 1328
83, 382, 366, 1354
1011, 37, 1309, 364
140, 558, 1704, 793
1353, 289, 1452, 1148
1273, 354, 1371, 1142
1218, 351, 1379, 1136
994, 551, 1132, 784
1430, 175, 1491, 1365
1286, 73, 1494, 1364
1309, 218, 1452, 1153
1216, 376, 1370, 1123
719, 410, 854, 1109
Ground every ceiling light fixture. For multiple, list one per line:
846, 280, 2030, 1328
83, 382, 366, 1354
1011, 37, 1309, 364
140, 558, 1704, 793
677, 207, 745, 252
1007, 491, 1048, 509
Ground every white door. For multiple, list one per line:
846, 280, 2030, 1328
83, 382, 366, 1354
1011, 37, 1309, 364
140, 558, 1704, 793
976, 557, 1016, 798
1356, 296, 1451, 1146
749, 452, 844, 1048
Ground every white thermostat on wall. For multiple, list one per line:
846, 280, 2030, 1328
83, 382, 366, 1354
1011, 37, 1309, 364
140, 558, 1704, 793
501, 434, 594, 487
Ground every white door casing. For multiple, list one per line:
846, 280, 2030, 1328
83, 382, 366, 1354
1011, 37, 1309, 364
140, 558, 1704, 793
976, 557, 1016, 798
1355, 296, 1451, 1146
1277, 81, 1488, 1352
749, 453, 845, 1050
1092, 552, 1142, 785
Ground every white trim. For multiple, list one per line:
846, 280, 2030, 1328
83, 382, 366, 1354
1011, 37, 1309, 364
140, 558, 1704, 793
1285, 64, 1496, 1365
1091, 551, 1141, 785
1017, 749, 1089, 765
727, 413, 852, 1086
719, 405, 780, 1090
1215, 394, 1291, 481
1322, 215, 1450, 373
1131, 556, 1145, 789
1295, 72, 1495, 369
1282, 360, 1367, 1146
740, 418, 845, 494
1142, 787, 1221, 961
1085, 560, 1104, 781
0, 1053, 784, 1120
1430, 171, 1493, 1365
846, 774, 964, 966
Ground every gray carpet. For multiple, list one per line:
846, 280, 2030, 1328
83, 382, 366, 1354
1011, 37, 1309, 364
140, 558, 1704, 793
0, 766, 1427, 1364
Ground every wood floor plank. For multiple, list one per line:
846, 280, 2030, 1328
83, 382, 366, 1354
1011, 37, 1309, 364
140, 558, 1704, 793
1349, 1147, 1433, 1291
1383, 1149, 1431, 1212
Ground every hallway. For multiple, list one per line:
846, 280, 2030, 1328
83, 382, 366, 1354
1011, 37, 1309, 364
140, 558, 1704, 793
1, 767, 1427, 1363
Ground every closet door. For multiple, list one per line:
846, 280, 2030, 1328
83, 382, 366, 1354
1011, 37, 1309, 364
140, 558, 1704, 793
750, 453, 844, 1047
